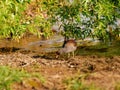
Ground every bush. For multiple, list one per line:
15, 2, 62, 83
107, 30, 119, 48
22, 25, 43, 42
0, 0, 52, 40
42, 0, 120, 41
0, 0, 31, 39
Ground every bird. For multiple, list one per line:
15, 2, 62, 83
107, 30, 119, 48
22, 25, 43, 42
56, 36, 77, 58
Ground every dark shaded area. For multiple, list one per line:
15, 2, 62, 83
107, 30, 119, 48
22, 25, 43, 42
84, 47, 108, 52
0, 47, 21, 53
77, 46, 108, 53
32, 52, 57, 60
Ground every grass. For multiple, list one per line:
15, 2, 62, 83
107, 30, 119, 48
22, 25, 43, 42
0, 66, 45, 90
64, 74, 101, 90
76, 40, 120, 57
64, 74, 120, 90
115, 82, 120, 90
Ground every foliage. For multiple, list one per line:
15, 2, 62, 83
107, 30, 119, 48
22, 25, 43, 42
0, 66, 45, 90
0, 0, 52, 40
0, 0, 30, 39
24, 0, 53, 38
0, 0, 120, 41
0, 66, 29, 90
42, 0, 120, 41
64, 75, 100, 90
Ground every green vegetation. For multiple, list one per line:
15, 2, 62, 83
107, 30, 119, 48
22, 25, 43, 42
76, 40, 120, 57
0, 0, 52, 40
0, 66, 28, 90
0, 0, 29, 39
64, 75, 101, 90
42, 0, 120, 41
115, 82, 120, 90
64, 73, 120, 90
0, 0, 120, 41
0, 66, 45, 90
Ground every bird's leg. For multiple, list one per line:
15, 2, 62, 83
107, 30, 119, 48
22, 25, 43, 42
72, 51, 75, 58
68, 53, 70, 58
56, 55, 59, 58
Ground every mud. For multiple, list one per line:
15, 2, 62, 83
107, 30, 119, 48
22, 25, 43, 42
0, 36, 120, 90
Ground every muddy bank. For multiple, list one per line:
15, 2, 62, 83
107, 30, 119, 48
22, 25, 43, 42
0, 50, 120, 90
0, 35, 120, 90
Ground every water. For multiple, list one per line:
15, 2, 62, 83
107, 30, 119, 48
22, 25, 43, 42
0, 34, 100, 53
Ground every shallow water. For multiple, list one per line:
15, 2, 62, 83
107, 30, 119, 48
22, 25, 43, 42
0, 34, 100, 53
0, 35, 64, 53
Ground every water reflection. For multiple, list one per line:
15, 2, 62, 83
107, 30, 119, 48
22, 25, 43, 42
28, 35, 100, 53
28, 35, 64, 52
0, 34, 101, 53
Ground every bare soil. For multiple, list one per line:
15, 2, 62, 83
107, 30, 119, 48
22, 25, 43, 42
0, 45, 120, 90
0, 34, 120, 90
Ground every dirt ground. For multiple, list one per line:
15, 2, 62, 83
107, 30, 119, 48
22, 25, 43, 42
0, 46, 120, 90
0, 34, 120, 90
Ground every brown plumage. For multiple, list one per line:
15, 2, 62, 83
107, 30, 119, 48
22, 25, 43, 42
56, 37, 77, 58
